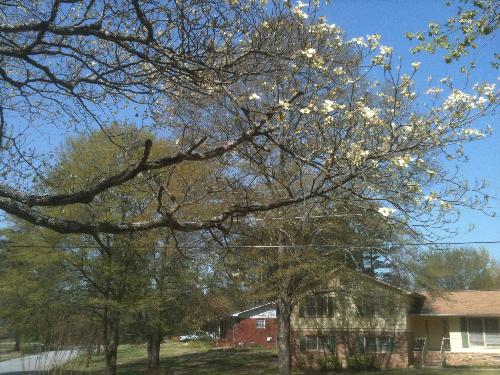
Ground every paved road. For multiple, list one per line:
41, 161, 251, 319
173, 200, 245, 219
0, 350, 79, 374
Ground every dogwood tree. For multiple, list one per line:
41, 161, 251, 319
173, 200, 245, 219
0, 0, 495, 237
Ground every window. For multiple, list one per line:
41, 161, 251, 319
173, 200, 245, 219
466, 318, 500, 347
378, 336, 394, 353
365, 336, 377, 353
299, 335, 336, 352
256, 319, 266, 329
355, 300, 376, 319
301, 294, 335, 317
485, 318, 500, 346
469, 318, 484, 346
358, 336, 394, 353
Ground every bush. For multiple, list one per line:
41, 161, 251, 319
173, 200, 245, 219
20, 342, 45, 354
318, 353, 343, 372
347, 354, 379, 371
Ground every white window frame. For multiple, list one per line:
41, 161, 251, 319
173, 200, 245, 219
256, 319, 266, 329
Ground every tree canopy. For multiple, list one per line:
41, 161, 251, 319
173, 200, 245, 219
415, 247, 500, 290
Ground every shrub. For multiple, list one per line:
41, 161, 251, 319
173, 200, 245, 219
20, 342, 45, 354
347, 354, 379, 371
318, 353, 343, 372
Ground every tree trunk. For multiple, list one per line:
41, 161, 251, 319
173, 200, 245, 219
13, 331, 20, 352
146, 332, 162, 374
104, 311, 120, 375
277, 294, 292, 375
85, 345, 93, 368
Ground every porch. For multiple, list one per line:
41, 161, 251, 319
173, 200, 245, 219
410, 315, 500, 367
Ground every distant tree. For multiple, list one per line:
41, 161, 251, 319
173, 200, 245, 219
125, 231, 205, 375
10, 124, 219, 375
415, 247, 500, 290
0, 220, 92, 352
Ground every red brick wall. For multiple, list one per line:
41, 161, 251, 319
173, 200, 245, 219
413, 350, 500, 368
444, 352, 500, 367
217, 318, 277, 348
412, 350, 441, 367
292, 330, 410, 369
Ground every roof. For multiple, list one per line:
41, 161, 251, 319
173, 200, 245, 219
230, 302, 276, 318
337, 265, 421, 296
411, 290, 500, 316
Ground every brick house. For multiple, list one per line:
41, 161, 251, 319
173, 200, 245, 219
410, 290, 500, 367
292, 270, 500, 369
215, 302, 278, 348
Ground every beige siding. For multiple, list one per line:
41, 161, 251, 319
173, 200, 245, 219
292, 290, 409, 333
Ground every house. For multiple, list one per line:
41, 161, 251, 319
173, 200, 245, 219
214, 302, 278, 348
410, 290, 500, 367
291, 270, 500, 369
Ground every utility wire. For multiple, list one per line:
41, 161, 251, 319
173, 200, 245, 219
2, 240, 500, 250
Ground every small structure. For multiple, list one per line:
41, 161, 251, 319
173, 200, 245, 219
215, 302, 278, 348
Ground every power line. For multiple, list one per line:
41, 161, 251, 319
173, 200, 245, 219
2, 239, 500, 250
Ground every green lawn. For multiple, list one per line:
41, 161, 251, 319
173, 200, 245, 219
0, 339, 23, 362
61, 342, 500, 375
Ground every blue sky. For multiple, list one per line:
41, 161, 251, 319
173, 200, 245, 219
321, 0, 500, 258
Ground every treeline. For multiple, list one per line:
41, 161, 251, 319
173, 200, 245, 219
0, 128, 497, 374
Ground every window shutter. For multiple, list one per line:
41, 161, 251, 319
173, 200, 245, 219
328, 296, 335, 317
356, 335, 365, 353
460, 317, 469, 348
299, 302, 305, 318
299, 336, 306, 352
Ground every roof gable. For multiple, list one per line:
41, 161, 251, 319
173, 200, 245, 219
230, 302, 276, 319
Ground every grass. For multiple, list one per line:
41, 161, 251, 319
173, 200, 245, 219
60, 341, 500, 375
0, 339, 23, 362
0, 352, 23, 361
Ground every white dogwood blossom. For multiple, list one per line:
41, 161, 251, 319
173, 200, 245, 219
378, 207, 396, 217
278, 100, 291, 110
358, 105, 380, 119
443, 89, 476, 110
424, 192, 438, 202
300, 48, 317, 58
462, 128, 485, 137
393, 155, 411, 168
426, 87, 443, 95
379, 45, 393, 55
367, 34, 381, 50
292, 3, 308, 19
349, 37, 367, 47
322, 99, 335, 113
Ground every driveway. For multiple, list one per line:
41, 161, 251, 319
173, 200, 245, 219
0, 350, 79, 374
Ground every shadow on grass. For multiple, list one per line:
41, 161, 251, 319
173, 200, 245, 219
135, 349, 279, 375
60, 349, 282, 375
